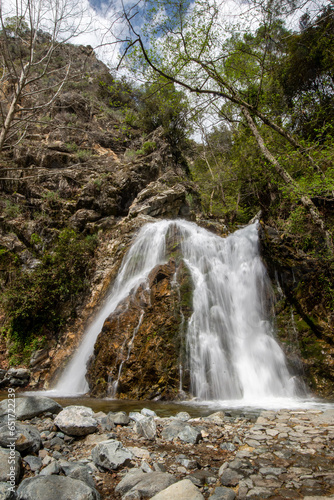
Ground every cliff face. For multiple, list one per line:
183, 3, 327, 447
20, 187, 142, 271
259, 224, 334, 398
86, 258, 193, 400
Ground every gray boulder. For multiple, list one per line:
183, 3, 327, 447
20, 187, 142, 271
39, 461, 61, 476
150, 479, 204, 499
0, 448, 21, 484
23, 455, 42, 472
0, 481, 17, 500
54, 406, 98, 436
0, 397, 62, 420
0, 423, 41, 455
174, 412, 191, 421
115, 469, 177, 498
161, 420, 202, 444
91, 439, 133, 470
140, 408, 157, 417
59, 461, 95, 489
134, 416, 157, 440
209, 486, 236, 500
17, 475, 100, 500
107, 411, 130, 426
6, 369, 30, 387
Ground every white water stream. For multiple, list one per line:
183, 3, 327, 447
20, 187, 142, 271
51, 220, 300, 402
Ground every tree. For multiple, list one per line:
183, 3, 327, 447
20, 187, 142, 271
120, 0, 334, 252
0, 0, 92, 151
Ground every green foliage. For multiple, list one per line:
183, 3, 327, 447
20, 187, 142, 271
2, 229, 98, 348
136, 77, 191, 152
136, 140, 157, 156
4, 200, 22, 218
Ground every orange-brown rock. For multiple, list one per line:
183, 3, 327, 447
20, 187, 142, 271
86, 258, 193, 400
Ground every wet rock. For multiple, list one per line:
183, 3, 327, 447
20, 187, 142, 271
134, 416, 157, 440
0, 482, 17, 500
54, 406, 98, 436
91, 439, 133, 470
86, 258, 193, 400
0, 423, 41, 455
0, 397, 62, 421
150, 478, 204, 499
209, 486, 236, 500
115, 469, 177, 498
0, 448, 22, 483
16, 475, 100, 500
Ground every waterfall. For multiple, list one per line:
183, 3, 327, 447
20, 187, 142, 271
52, 220, 299, 400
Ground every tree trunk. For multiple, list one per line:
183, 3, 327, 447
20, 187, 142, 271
241, 106, 333, 254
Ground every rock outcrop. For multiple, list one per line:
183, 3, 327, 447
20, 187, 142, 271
86, 255, 193, 399
259, 223, 334, 397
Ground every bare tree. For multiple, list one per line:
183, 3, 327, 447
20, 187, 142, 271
0, 0, 93, 151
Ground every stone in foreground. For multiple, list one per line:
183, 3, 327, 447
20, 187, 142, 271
209, 486, 236, 499
0, 396, 62, 420
0, 423, 41, 455
17, 475, 100, 500
115, 469, 177, 497
91, 439, 133, 470
161, 420, 202, 444
0, 448, 21, 483
150, 478, 205, 499
0, 482, 16, 500
54, 406, 98, 436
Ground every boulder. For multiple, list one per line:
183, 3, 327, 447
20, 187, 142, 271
23, 455, 43, 472
0, 423, 41, 455
115, 469, 177, 498
91, 439, 133, 470
0, 482, 17, 500
0, 397, 62, 420
150, 479, 204, 499
161, 420, 202, 444
140, 408, 157, 417
209, 486, 236, 500
59, 461, 95, 489
134, 416, 157, 440
16, 475, 100, 500
54, 406, 98, 436
0, 448, 22, 484
107, 411, 130, 426
4, 369, 30, 387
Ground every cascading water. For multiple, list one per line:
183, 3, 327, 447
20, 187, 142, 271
52, 219, 300, 401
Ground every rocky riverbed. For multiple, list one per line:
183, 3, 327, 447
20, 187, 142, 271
0, 396, 333, 499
